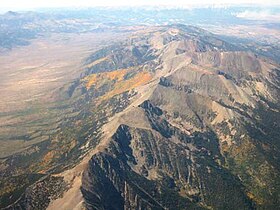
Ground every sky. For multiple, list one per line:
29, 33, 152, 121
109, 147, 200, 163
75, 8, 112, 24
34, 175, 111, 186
0, 0, 279, 11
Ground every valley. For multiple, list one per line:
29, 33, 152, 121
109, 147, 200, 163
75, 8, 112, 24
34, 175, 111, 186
0, 31, 131, 158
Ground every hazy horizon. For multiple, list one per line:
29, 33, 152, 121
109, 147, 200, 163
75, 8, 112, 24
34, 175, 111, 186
0, 0, 280, 13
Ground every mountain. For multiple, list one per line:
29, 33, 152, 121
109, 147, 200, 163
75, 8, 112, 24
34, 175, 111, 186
1, 25, 280, 210
1, 7, 280, 57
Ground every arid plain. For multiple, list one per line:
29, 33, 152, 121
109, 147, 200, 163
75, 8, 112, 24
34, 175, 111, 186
0, 31, 130, 158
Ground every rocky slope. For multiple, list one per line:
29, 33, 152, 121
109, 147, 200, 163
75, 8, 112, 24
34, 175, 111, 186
79, 26, 280, 210
1, 25, 280, 209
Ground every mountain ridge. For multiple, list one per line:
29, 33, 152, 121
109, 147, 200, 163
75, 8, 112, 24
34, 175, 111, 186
1, 25, 280, 209
50, 25, 280, 209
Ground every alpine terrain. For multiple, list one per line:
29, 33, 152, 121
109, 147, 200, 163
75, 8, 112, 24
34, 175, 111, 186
0, 23, 279, 210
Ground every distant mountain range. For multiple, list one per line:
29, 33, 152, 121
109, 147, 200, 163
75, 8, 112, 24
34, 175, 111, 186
0, 7, 279, 50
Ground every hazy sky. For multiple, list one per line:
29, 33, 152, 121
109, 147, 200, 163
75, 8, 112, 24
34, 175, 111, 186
0, 0, 279, 10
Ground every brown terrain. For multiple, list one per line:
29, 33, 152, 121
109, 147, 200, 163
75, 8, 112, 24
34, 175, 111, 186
0, 31, 130, 158
0, 24, 279, 210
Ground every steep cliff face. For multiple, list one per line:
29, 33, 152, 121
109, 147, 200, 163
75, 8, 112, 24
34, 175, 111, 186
81, 113, 253, 210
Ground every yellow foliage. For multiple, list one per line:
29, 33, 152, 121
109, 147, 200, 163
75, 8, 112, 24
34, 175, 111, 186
83, 67, 153, 102
83, 69, 128, 90
42, 151, 55, 165
38, 139, 77, 173
83, 74, 96, 89
246, 191, 264, 205
100, 71, 153, 100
